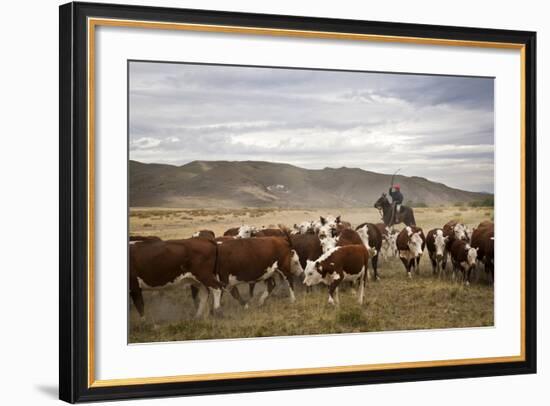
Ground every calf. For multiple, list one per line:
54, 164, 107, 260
129, 237, 222, 320
396, 226, 425, 278
303, 245, 369, 305
450, 239, 478, 285
426, 228, 448, 277
215, 237, 302, 307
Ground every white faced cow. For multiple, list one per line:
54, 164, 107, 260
396, 226, 425, 278
303, 245, 369, 306
450, 239, 478, 285
426, 228, 449, 277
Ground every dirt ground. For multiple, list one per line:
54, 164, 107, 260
128, 206, 494, 343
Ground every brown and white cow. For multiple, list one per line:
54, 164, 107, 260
355, 223, 383, 281
449, 239, 478, 285
426, 228, 449, 277
129, 237, 222, 320
396, 226, 425, 278
470, 221, 494, 281
303, 245, 369, 305
215, 237, 302, 307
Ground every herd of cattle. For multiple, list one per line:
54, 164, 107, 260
129, 216, 494, 320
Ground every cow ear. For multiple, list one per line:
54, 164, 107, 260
476, 247, 480, 252
336, 215, 341, 223
320, 216, 326, 225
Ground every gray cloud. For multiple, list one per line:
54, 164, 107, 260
129, 61, 494, 192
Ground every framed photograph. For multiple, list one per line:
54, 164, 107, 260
59, 1, 537, 403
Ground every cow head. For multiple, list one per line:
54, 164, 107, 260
289, 249, 304, 276
466, 245, 478, 267
407, 230, 424, 257
434, 229, 448, 260
295, 221, 314, 234
303, 260, 323, 286
236, 225, 256, 238
320, 234, 337, 253
453, 223, 467, 241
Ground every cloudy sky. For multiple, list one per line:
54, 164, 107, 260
129, 61, 494, 192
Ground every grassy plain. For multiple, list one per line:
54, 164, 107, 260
128, 206, 494, 343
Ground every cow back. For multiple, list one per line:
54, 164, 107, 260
336, 228, 363, 247
130, 238, 217, 287
321, 245, 369, 275
254, 228, 285, 237
217, 237, 291, 282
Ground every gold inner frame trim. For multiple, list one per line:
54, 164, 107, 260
87, 17, 527, 388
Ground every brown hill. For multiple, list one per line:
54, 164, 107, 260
129, 160, 490, 208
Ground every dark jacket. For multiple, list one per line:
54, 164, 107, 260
389, 188, 403, 204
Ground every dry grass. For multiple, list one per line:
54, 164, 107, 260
128, 206, 494, 343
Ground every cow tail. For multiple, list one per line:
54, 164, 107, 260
278, 224, 293, 248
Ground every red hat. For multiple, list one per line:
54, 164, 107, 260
393, 184, 401, 190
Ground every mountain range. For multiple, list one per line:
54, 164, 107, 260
129, 160, 490, 208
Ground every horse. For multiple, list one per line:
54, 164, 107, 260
374, 193, 416, 227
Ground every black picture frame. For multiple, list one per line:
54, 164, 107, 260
59, 1, 537, 403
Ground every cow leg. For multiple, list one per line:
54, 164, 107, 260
258, 277, 276, 306
190, 285, 199, 309
430, 254, 437, 275
129, 276, 145, 320
249, 283, 256, 299
229, 287, 248, 307
358, 267, 366, 305
400, 257, 410, 278
130, 288, 145, 320
327, 280, 341, 306
372, 255, 380, 281
210, 286, 223, 314
416, 256, 421, 273
465, 267, 472, 286
283, 277, 296, 303
194, 285, 210, 318
408, 258, 415, 278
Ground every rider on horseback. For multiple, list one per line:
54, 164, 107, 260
389, 184, 403, 225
